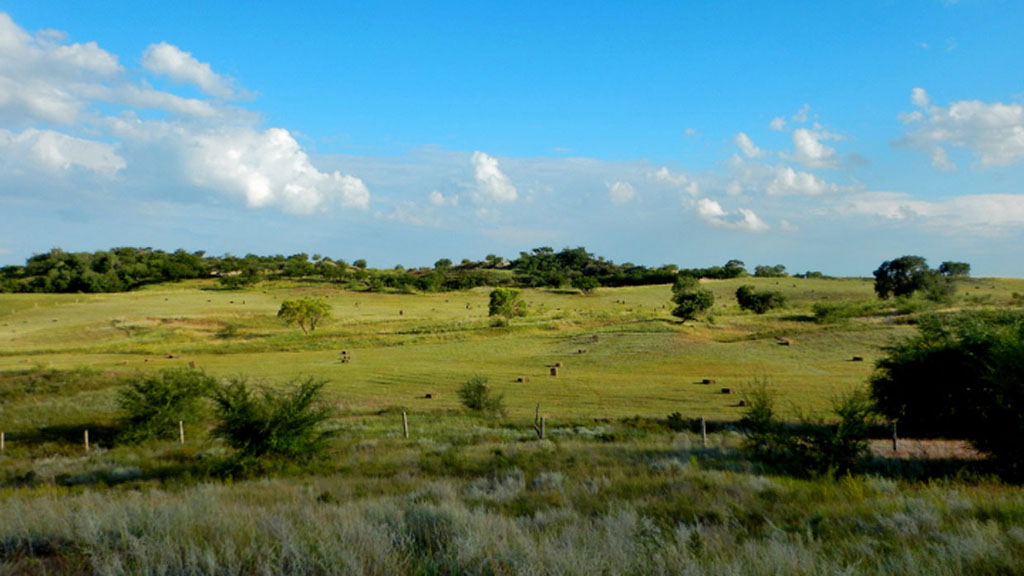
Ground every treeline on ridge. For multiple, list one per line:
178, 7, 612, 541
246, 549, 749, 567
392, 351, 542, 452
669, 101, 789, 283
0, 246, 794, 295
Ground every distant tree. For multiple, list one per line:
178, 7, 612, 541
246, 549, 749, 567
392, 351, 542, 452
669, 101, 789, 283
434, 258, 452, 270
670, 276, 715, 323
938, 261, 971, 278
277, 297, 331, 334
488, 287, 527, 323
735, 285, 788, 314
753, 264, 787, 278
873, 255, 933, 299
571, 275, 600, 294
353, 259, 368, 269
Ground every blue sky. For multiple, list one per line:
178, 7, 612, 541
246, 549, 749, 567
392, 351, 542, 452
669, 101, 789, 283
2, 1, 1023, 276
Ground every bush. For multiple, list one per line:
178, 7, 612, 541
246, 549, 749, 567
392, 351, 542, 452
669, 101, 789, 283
739, 379, 788, 463
210, 376, 336, 463
871, 310, 1024, 478
118, 368, 217, 443
735, 285, 787, 314
796, 389, 875, 476
670, 276, 714, 323
457, 376, 506, 417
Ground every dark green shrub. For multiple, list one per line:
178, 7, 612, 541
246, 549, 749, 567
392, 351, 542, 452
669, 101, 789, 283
735, 285, 787, 314
797, 390, 875, 476
739, 379, 788, 463
457, 376, 506, 417
118, 368, 216, 443
210, 377, 336, 462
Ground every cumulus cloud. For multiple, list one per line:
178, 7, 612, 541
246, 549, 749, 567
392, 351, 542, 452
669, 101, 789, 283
735, 132, 765, 158
769, 117, 787, 131
767, 165, 838, 196
651, 166, 699, 195
471, 151, 517, 203
695, 198, 770, 232
142, 42, 240, 99
0, 128, 125, 175
607, 181, 636, 204
792, 104, 811, 123
900, 87, 1024, 169
428, 190, 458, 206
187, 128, 370, 214
0, 13, 370, 218
788, 128, 840, 168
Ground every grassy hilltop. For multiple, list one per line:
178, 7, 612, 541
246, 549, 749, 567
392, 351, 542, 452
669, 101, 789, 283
2, 275, 1024, 574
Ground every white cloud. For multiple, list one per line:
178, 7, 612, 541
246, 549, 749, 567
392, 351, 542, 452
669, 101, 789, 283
651, 166, 699, 195
187, 128, 370, 214
900, 87, 1024, 168
471, 151, 517, 203
735, 132, 765, 158
769, 116, 787, 131
766, 165, 836, 196
830, 191, 1024, 235
141, 42, 239, 99
428, 190, 458, 207
910, 87, 930, 108
607, 181, 636, 204
0, 128, 125, 175
695, 198, 770, 232
792, 104, 811, 123
789, 128, 839, 168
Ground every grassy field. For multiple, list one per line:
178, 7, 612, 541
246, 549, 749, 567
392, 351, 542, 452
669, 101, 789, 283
2, 276, 1024, 574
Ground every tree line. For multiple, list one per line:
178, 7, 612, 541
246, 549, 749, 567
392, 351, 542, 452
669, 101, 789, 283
0, 246, 757, 295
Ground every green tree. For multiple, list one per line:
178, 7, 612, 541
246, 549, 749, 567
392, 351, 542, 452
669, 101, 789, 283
277, 296, 331, 334
938, 261, 971, 278
735, 285, 787, 314
488, 287, 527, 323
670, 276, 715, 322
118, 368, 217, 443
571, 275, 600, 294
872, 255, 933, 299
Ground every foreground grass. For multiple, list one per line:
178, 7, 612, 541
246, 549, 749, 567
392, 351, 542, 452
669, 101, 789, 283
1, 421, 1022, 575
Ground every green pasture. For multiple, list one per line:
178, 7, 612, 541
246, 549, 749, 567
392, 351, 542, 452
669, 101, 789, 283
3, 275, 1022, 429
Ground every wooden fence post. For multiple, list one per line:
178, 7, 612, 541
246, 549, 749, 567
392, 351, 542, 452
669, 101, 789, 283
701, 417, 707, 448
84, 429, 90, 452
540, 417, 546, 440
1, 431, 4, 452
402, 411, 409, 439
891, 421, 899, 452
179, 421, 185, 444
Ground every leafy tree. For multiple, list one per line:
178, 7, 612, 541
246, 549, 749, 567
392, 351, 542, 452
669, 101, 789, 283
277, 297, 331, 334
488, 287, 527, 323
434, 258, 453, 270
753, 264, 787, 278
353, 259, 368, 269
670, 276, 715, 323
118, 368, 217, 443
735, 285, 787, 314
571, 275, 600, 294
938, 261, 971, 278
210, 377, 336, 463
872, 255, 933, 299
457, 375, 506, 416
